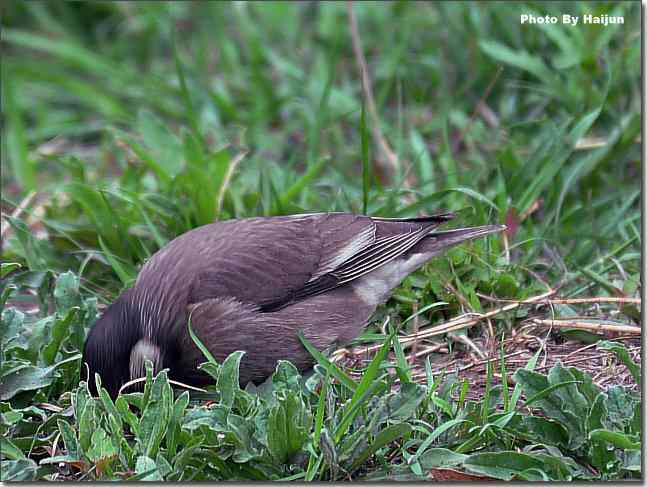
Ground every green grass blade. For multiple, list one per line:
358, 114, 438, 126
297, 332, 357, 392
97, 236, 135, 285
173, 38, 205, 151
510, 345, 542, 411
3, 72, 35, 190
333, 328, 395, 442
187, 312, 218, 365
276, 157, 329, 211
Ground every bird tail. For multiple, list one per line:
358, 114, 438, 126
371, 211, 456, 223
416, 224, 506, 256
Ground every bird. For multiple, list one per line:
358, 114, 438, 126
82, 212, 504, 397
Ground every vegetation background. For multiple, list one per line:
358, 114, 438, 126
1, 1, 641, 481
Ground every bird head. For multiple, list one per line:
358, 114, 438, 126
82, 291, 140, 398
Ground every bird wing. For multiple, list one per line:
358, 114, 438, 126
186, 213, 373, 308
185, 212, 453, 311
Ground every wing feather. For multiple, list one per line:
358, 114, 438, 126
259, 220, 441, 311
168, 213, 454, 312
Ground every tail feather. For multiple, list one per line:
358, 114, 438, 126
415, 224, 505, 256
371, 212, 456, 223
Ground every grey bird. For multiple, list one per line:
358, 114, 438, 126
82, 212, 504, 397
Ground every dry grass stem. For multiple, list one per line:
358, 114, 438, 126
547, 297, 640, 305
51, 431, 61, 461
452, 66, 502, 154
530, 318, 641, 335
476, 102, 500, 128
475, 294, 640, 306
502, 230, 511, 265
520, 199, 542, 221
450, 334, 486, 360
407, 290, 557, 341
347, 1, 403, 183
1, 190, 37, 239
413, 344, 447, 359
360, 289, 557, 356
574, 136, 609, 150
216, 151, 247, 218
216, 152, 247, 218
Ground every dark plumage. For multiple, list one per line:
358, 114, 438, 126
82, 212, 504, 397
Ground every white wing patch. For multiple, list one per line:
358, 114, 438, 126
309, 222, 376, 281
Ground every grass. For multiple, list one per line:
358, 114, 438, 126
0, 1, 641, 481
